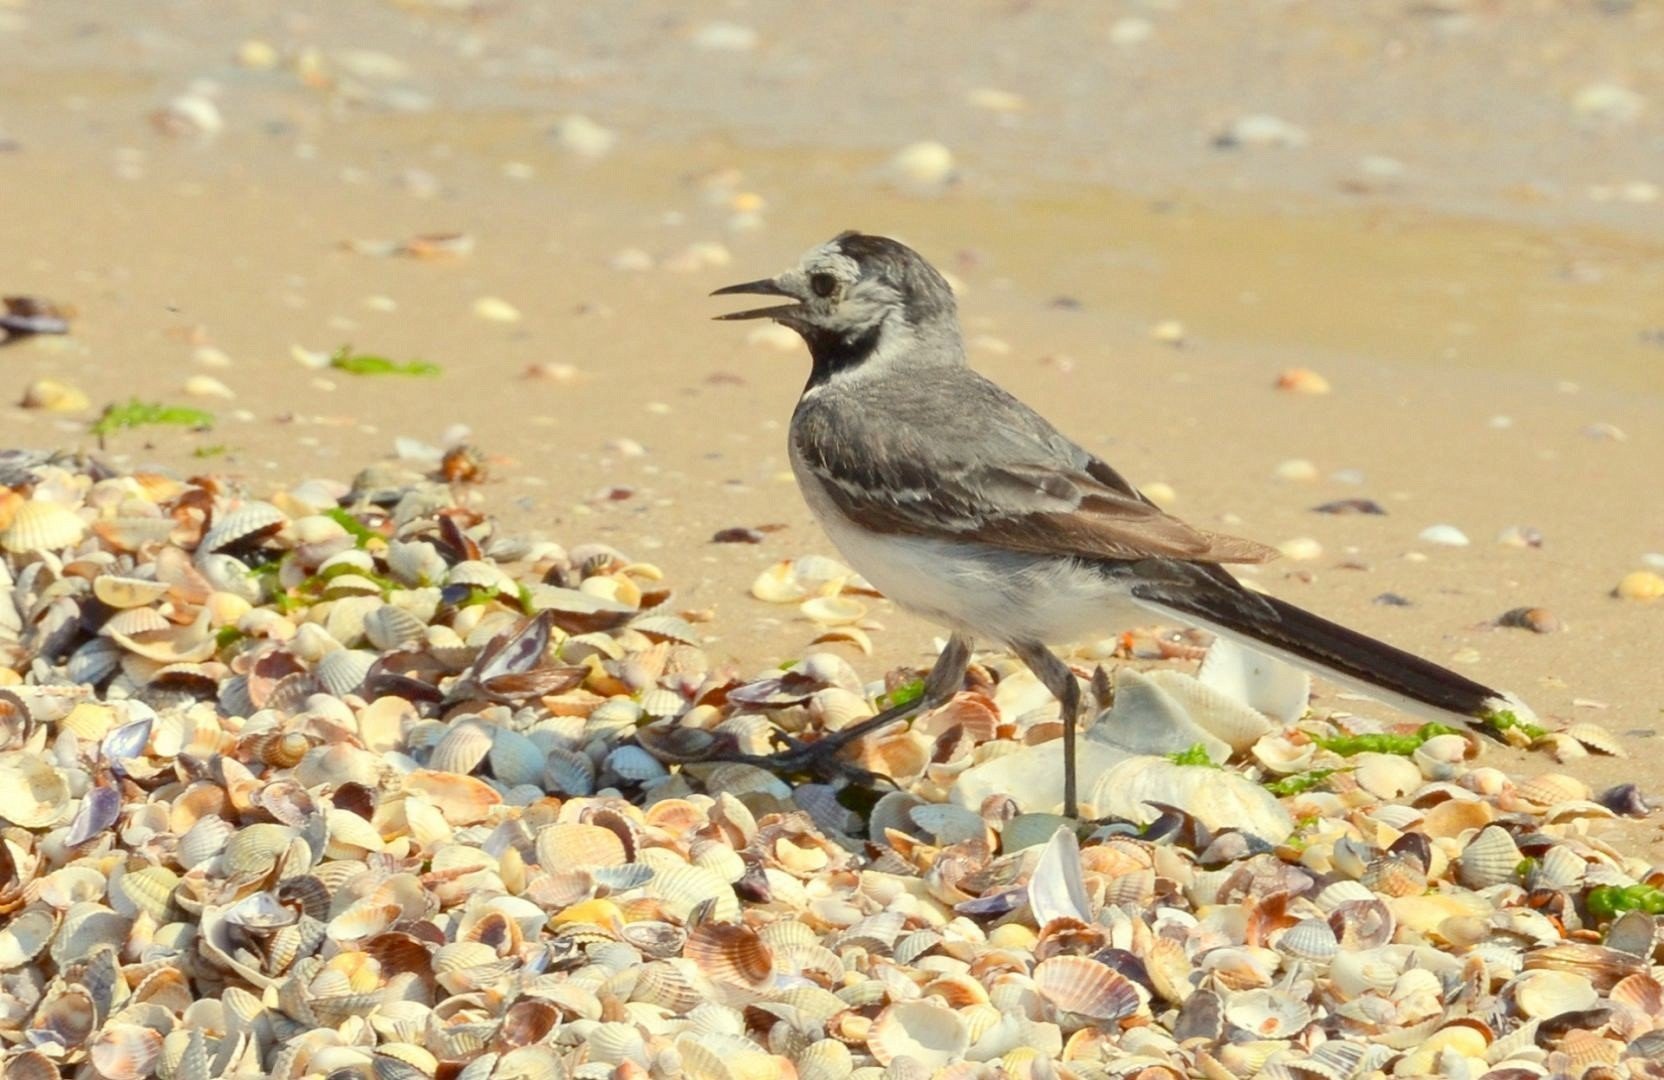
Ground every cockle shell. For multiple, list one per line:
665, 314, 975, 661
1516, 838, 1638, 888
1033, 955, 1142, 1022
868, 1000, 971, 1069
2, 499, 86, 554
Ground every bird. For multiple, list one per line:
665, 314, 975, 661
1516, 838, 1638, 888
713, 230, 1533, 819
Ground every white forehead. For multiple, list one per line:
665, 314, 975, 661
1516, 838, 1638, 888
792, 244, 862, 281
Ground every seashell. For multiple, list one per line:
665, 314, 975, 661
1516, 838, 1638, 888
93, 574, 171, 609
89, 1023, 165, 1080
1033, 955, 1142, 1022
363, 604, 427, 651
402, 770, 500, 825
2, 499, 87, 554
1456, 825, 1523, 889
543, 747, 596, 796
315, 648, 375, 696
1092, 667, 1229, 761
1510, 969, 1599, 1018
685, 920, 774, 986
200, 501, 287, 553
1196, 636, 1310, 725
1514, 772, 1589, 807
800, 595, 866, 625
0, 907, 58, 970
1028, 825, 1092, 925
605, 743, 670, 784
1276, 917, 1339, 962
0, 751, 72, 828
1090, 756, 1292, 843
429, 718, 494, 775
536, 822, 626, 871
115, 865, 181, 922
1223, 988, 1312, 1039
868, 1000, 971, 1069
648, 863, 739, 922
1353, 752, 1423, 799
485, 727, 544, 788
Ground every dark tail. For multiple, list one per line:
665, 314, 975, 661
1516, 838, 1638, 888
1134, 567, 1513, 720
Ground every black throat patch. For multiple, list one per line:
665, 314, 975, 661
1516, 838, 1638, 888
800, 320, 884, 391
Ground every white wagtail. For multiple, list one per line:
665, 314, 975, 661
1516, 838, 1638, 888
714, 230, 1532, 819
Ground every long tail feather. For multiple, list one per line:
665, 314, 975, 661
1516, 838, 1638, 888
1135, 582, 1529, 723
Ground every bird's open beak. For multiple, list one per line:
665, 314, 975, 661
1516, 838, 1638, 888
710, 279, 802, 321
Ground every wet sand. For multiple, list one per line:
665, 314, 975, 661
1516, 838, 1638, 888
2, 1, 1662, 820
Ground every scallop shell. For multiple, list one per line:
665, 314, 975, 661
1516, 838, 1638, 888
2, 499, 87, 554
868, 1000, 971, 1069
606, 744, 669, 784
685, 921, 774, 986
1275, 918, 1339, 962
543, 747, 596, 796
1510, 969, 1599, 1018
0, 907, 58, 970
199, 501, 287, 552
1033, 955, 1142, 1022
486, 727, 545, 788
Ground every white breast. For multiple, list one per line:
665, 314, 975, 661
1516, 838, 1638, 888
789, 447, 1146, 646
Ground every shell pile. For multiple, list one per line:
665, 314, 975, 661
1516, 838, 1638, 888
0, 450, 1656, 1080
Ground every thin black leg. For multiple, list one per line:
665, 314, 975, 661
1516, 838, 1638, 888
1011, 640, 1081, 819
703, 633, 974, 782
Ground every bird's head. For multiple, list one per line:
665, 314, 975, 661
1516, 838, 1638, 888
713, 231, 960, 380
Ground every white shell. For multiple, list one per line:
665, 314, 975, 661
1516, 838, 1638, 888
1088, 756, 1293, 843
199, 502, 287, 553
1197, 636, 1311, 725
2, 500, 87, 554
1028, 826, 1092, 925
314, 649, 375, 697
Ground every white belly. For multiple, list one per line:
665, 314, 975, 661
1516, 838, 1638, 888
793, 463, 1146, 646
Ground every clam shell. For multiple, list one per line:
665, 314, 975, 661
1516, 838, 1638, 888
535, 822, 627, 870
0, 751, 72, 828
0, 907, 58, 970
1090, 756, 1292, 843
1027, 826, 1092, 926
363, 604, 427, 651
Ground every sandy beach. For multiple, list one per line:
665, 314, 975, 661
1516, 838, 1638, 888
6, 2, 1660, 757
3, 5, 1664, 1073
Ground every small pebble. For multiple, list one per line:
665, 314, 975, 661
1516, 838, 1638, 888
888, 141, 957, 196
1108, 16, 1154, 45
1573, 82, 1645, 128
1582, 421, 1627, 441
1312, 498, 1385, 515
1149, 319, 1186, 346
1496, 525, 1544, 549
662, 242, 732, 273
692, 22, 759, 51
1276, 368, 1330, 394
153, 93, 223, 138
183, 375, 235, 399
472, 296, 522, 323
1374, 592, 1413, 607
1274, 459, 1319, 482
1278, 537, 1323, 561
712, 527, 765, 544
1141, 482, 1177, 509
966, 88, 1025, 113
605, 438, 646, 459
194, 346, 233, 368
1418, 524, 1470, 547
551, 114, 616, 159
19, 378, 89, 413
1614, 570, 1664, 602
236, 40, 279, 69
1643, 553, 1664, 570
609, 248, 654, 272
1215, 114, 1309, 150
1497, 607, 1560, 634
524, 362, 580, 383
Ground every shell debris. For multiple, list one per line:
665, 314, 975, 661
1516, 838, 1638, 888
0, 453, 1649, 1078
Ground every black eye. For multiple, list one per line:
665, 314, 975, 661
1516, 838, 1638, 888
809, 272, 838, 298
